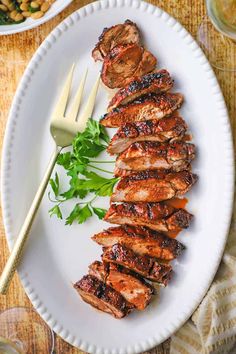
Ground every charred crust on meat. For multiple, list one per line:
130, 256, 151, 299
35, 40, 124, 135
107, 69, 174, 110
104, 202, 175, 220
93, 224, 185, 260
119, 170, 197, 182
183, 171, 199, 186
103, 200, 193, 233
74, 274, 133, 317
101, 92, 183, 129
120, 169, 168, 181
124, 19, 134, 25
113, 115, 187, 139
114, 140, 195, 174
90, 261, 156, 309
98, 27, 109, 41
102, 243, 172, 285
106, 115, 188, 155
112, 263, 154, 292
92, 20, 141, 62
127, 71, 173, 93
101, 44, 157, 88
171, 209, 193, 228
147, 203, 153, 219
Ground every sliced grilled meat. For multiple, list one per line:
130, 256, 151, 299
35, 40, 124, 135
89, 261, 154, 310
113, 165, 192, 178
107, 115, 188, 155
133, 48, 157, 79
101, 44, 142, 88
115, 140, 195, 174
113, 168, 142, 177
102, 244, 172, 286
108, 70, 173, 110
74, 274, 133, 318
92, 20, 140, 62
111, 170, 198, 203
101, 93, 183, 127
103, 203, 192, 234
113, 164, 191, 178
92, 225, 185, 260
88, 261, 108, 281
101, 44, 157, 89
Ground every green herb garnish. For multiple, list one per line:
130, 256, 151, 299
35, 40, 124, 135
12, 0, 21, 12
48, 119, 118, 225
0, 6, 25, 25
49, 205, 63, 219
0, 10, 14, 25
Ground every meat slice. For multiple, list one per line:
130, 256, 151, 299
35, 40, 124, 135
74, 274, 133, 318
115, 141, 195, 174
108, 70, 174, 110
133, 48, 157, 79
107, 115, 188, 155
101, 44, 157, 89
103, 203, 193, 234
102, 244, 172, 286
92, 20, 140, 62
92, 225, 185, 260
113, 168, 142, 177
111, 170, 198, 203
101, 93, 183, 127
89, 261, 154, 310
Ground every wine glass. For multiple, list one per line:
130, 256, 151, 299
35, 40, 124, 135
197, 0, 236, 71
0, 307, 54, 354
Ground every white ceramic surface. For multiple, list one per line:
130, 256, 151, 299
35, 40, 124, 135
1, 1, 234, 353
0, 0, 72, 35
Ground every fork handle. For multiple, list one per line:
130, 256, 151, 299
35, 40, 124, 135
0, 146, 61, 295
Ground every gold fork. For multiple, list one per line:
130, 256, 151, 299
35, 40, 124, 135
0, 65, 100, 295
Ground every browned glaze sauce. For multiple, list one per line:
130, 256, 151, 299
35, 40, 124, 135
165, 197, 188, 209
165, 198, 188, 238
165, 230, 180, 238
182, 134, 192, 141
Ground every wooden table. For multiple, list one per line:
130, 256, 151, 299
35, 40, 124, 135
0, 0, 235, 353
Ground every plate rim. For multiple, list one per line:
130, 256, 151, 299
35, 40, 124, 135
1, 0, 235, 353
0, 0, 73, 35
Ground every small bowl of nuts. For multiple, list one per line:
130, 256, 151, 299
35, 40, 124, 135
0, 0, 72, 34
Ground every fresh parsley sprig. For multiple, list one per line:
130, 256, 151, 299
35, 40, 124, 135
65, 198, 107, 226
48, 119, 118, 225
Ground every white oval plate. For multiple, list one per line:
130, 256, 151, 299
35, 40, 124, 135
1, 1, 234, 353
0, 0, 72, 35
